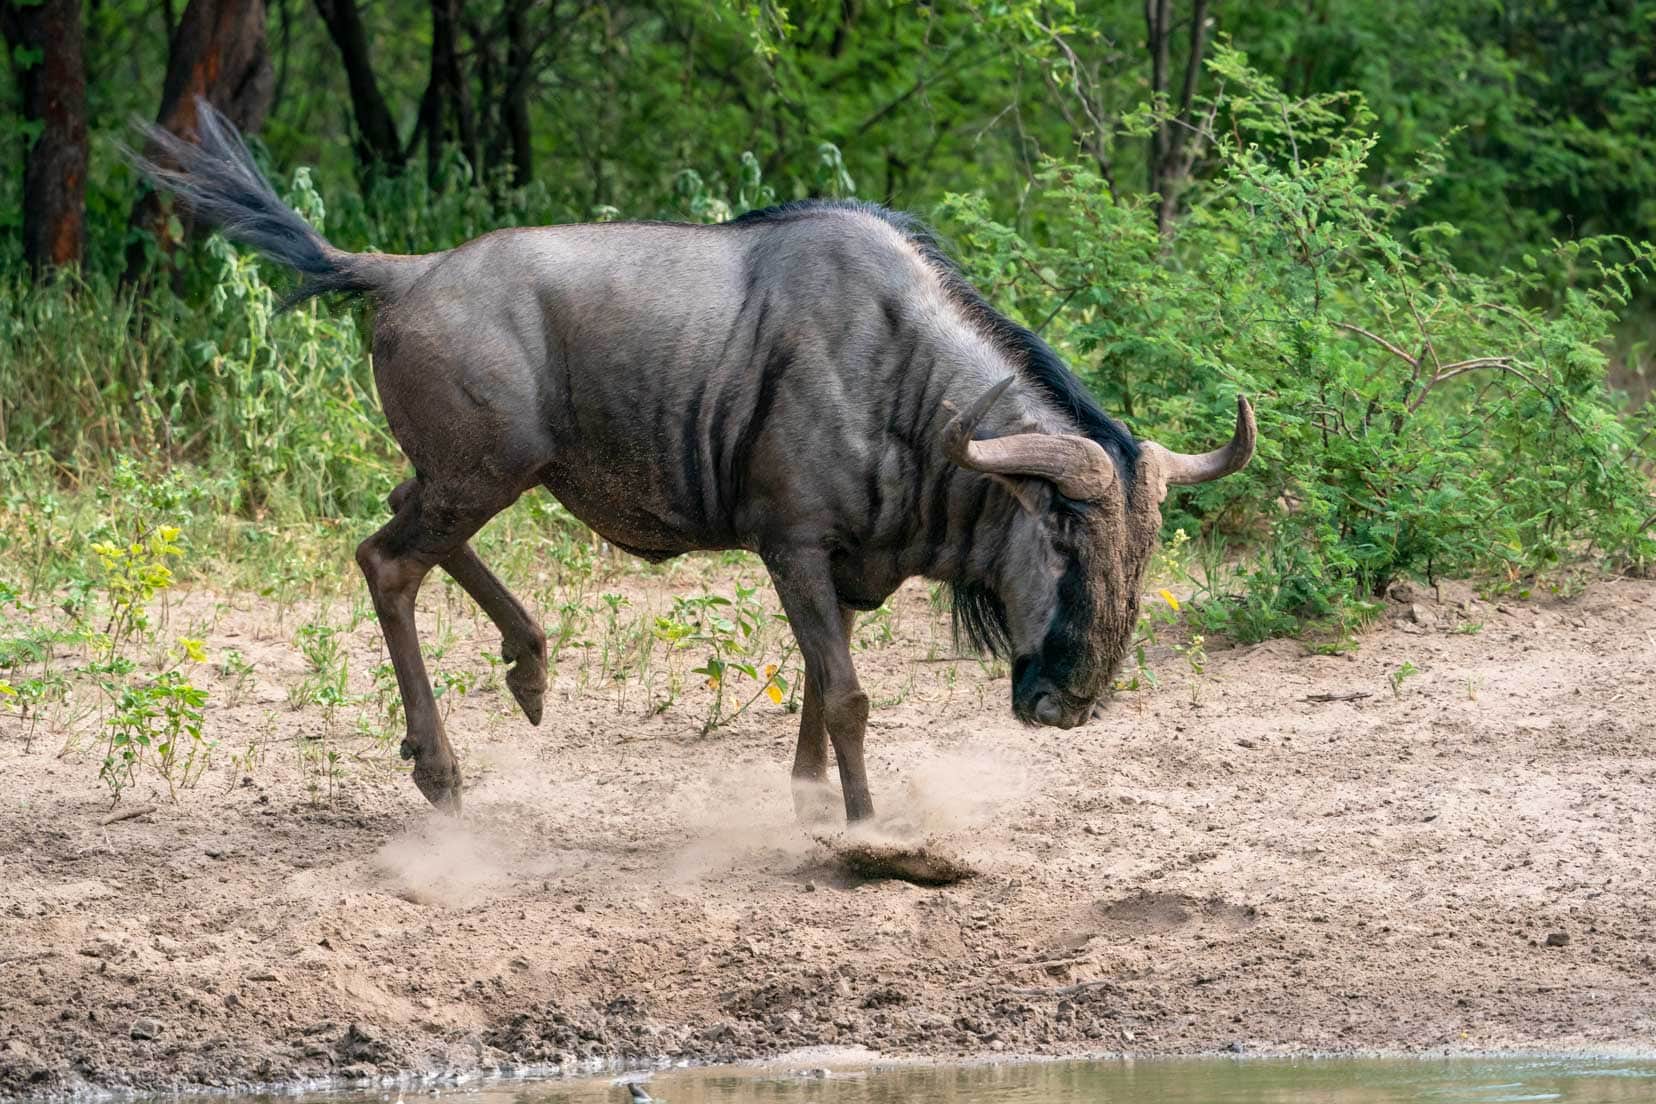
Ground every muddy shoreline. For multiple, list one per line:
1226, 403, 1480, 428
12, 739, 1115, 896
4, 574, 1655, 1098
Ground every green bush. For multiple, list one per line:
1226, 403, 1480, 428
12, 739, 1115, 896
938, 47, 1655, 639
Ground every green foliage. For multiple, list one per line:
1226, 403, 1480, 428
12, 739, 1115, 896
76, 485, 216, 802
192, 174, 397, 518
0, 8, 1652, 668
939, 46, 1655, 638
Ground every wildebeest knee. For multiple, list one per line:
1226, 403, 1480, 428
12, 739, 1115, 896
824, 688, 870, 741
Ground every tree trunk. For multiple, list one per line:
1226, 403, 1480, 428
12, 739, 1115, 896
1145, 0, 1211, 235
312, 0, 404, 173
504, 0, 533, 185
122, 0, 275, 286
1, 0, 89, 274
422, 0, 477, 186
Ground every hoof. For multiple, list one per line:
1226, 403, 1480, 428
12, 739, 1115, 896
505, 647, 547, 726
790, 777, 839, 831
508, 675, 545, 726
412, 760, 463, 815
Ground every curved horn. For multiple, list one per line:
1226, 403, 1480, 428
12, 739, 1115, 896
1148, 394, 1257, 486
942, 376, 1117, 501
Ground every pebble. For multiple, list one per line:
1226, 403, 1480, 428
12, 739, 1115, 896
1545, 931, 1570, 947
130, 1018, 164, 1041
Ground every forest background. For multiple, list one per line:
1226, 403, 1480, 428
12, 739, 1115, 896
3, 0, 1655, 641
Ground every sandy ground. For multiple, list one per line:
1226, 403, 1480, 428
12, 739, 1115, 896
2, 566, 1655, 1097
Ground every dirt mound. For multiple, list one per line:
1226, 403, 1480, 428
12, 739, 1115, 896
820, 836, 977, 886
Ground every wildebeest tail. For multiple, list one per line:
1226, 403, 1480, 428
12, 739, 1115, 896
124, 99, 424, 309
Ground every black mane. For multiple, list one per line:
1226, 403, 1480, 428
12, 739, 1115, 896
733, 199, 1138, 660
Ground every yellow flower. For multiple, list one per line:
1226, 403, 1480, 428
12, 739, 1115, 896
764, 664, 783, 705
1158, 589, 1181, 612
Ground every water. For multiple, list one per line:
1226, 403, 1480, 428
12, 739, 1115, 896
384, 1057, 1656, 1104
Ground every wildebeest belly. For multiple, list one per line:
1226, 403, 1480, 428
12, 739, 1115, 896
541, 456, 743, 561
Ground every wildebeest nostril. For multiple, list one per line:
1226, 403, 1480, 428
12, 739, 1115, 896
1034, 695, 1064, 726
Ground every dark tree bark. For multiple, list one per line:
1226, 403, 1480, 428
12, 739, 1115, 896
122, 0, 275, 285
1145, 0, 1211, 234
420, 0, 478, 186
1, 0, 89, 274
312, 0, 405, 173
503, 0, 534, 185
466, 5, 497, 180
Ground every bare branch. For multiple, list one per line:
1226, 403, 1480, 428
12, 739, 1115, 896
1332, 320, 1419, 368
1406, 358, 1571, 424
1036, 21, 1121, 200
1427, 357, 1515, 383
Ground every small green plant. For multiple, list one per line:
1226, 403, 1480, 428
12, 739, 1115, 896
88, 525, 183, 664
219, 648, 256, 706
363, 660, 403, 747
1389, 660, 1422, 699
654, 586, 791, 734
547, 598, 593, 672
76, 507, 218, 802
227, 739, 263, 788
433, 666, 477, 721
1172, 632, 1209, 703
100, 667, 212, 801
853, 603, 898, 650
290, 619, 350, 709
0, 669, 63, 753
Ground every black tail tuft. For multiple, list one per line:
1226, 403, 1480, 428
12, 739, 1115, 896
122, 99, 370, 309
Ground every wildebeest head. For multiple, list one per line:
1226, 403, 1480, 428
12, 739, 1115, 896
944, 378, 1256, 728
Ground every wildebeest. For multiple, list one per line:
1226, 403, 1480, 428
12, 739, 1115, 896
131, 103, 1255, 823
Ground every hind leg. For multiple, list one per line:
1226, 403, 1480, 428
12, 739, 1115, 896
389, 479, 547, 724
359, 479, 507, 812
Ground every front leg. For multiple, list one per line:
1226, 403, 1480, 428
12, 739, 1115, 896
765, 547, 874, 824
791, 605, 858, 827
